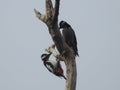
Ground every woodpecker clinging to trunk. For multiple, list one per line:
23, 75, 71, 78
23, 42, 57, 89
59, 21, 79, 57
41, 53, 66, 80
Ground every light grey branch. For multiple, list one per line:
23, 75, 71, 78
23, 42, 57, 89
45, 44, 66, 61
46, 0, 53, 14
45, 44, 58, 57
34, 9, 46, 22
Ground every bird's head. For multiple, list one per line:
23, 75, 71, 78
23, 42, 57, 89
41, 53, 51, 61
59, 21, 71, 29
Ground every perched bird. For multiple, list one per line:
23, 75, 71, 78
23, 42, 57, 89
41, 53, 66, 80
59, 21, 79, 56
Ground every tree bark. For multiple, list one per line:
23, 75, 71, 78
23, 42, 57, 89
34, 0, 77, 90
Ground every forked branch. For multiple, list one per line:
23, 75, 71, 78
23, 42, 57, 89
34, 0, 77, 90
34, 0, 66, 55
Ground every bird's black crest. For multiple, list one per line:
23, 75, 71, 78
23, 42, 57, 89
59, 21, 71, 29
41, 53, 51, 61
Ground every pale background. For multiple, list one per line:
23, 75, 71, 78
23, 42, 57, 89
0, 0, 120, 90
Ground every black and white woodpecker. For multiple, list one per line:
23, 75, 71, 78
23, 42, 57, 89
59, 21, 79, 56
41, 53, 66, 80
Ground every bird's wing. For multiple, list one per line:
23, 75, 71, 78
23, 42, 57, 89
71, 29, 79, 56
67, 28, 79, 56
44, 62, 55, 73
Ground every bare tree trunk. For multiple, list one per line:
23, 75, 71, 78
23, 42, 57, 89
34, 0, 77, 90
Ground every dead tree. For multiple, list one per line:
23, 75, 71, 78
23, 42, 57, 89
34, 0, 77, 90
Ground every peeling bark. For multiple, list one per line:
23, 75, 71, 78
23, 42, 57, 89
34, 0, 77, 90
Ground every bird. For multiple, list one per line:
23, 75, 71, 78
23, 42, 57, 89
41, 53, 66, 80
59, 21, 79, 56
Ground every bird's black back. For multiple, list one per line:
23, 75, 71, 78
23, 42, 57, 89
62, 27, 79, 56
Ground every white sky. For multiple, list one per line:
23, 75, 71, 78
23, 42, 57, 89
0, 0, 120, 90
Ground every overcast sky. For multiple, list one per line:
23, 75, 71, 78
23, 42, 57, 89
0, 0, 120, 90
